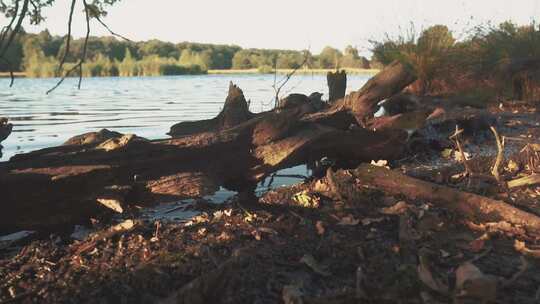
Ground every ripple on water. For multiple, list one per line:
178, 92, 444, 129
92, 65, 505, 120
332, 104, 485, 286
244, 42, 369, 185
0, 74, 372, 162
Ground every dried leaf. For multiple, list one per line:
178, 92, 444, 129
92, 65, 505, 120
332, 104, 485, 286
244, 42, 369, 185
292, 190, 320, 208
380, 201, 410, 215
216, 231, 232, 241
506, 159, 519, 173
441, 148, 453, 158
454, 151, 471, 162
361, 217, 384, 226
300, 254, 331, 276
96, 198, 124, 213
337, 215, 360, 226
468, 239, 486, 253
514, 240, 540, 258
455, 262, 497, 301
417, 255, 449, 294
282, 285, 303, 304
251, 230, 261, 241
371, 159, 388, 167
315, 221, 325, 235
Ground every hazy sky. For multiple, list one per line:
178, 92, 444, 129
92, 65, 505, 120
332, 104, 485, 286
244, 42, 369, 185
4, 0, 540, 54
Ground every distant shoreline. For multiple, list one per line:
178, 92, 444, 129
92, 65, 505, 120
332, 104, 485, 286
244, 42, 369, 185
207, 68, 380, 75
0, 72, 26, 78
0, 68, 379, 79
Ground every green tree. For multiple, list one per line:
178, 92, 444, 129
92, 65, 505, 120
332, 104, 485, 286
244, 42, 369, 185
318, 46, 342, 69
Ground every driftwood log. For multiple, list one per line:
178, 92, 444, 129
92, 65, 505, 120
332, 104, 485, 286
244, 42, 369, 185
327, 164, 540, 235
0, 60, 416, 233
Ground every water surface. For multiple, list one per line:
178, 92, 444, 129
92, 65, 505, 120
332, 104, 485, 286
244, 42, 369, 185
0, 74, 371, 161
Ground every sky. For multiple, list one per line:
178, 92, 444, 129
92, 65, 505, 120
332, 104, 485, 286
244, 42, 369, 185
3, 0, 540, 55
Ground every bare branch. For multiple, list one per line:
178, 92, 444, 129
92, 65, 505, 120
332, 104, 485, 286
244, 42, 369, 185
0, 56, 14, 87
93, 14, 132, 42
56, 0, 77, 76
47, 0, 91, 94
78, 0, 91, 89
0, 0, 28, 59
0, 0, 20, 48
272, 49, 310, 108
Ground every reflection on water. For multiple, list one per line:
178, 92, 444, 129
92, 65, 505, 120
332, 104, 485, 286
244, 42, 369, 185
1, 74, 371, 161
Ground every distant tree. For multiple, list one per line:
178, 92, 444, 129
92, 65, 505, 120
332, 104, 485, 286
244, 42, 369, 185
417, 25, 455, 52
318, 46, 342, 69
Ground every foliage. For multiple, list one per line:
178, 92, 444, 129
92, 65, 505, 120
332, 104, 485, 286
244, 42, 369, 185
370, 21, 540, 100
2, 29, 373, 77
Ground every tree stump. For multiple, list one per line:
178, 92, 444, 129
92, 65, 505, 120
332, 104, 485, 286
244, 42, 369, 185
0, 117, 12, 143
327, 70, 347, 103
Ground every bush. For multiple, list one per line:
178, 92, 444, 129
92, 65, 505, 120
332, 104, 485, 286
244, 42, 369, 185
257, 65, 273, 74
160, 64, 207, 75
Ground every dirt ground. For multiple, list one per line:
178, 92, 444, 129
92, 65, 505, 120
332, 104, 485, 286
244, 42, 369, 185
2, 103, 540, 304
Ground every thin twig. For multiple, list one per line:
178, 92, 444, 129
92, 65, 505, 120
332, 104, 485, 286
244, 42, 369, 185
272, 49, 310, 108
490, 126, 505, 183
450, 125, 472, 176
93, 14, 132, 42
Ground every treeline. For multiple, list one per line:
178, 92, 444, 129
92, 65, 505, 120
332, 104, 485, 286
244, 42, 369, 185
371, 21, 540, 101
0, 30, 372, 78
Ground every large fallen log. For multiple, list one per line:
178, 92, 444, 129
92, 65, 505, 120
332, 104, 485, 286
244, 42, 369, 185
0, 61, 414, 232
302, 60, 417, 127
329, 164, 540, 235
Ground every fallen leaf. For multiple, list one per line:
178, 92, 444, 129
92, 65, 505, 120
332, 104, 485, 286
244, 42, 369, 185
282, 285, 303, 304
441, 148, 453, 158
315, 221, 325, 235
111, 219, 135, 232
468, 239, 485, 253
313, 179, 330, 193
380, 201, 410, 215
455, 262, 497, 301
244, 212, 256, 223
417, 255, 449, 294
251, 230, 261, 241
292, 190, 320, 208
337, 215, 360, 226
514, 240, 540, 258
361, 217, 384, 226
506, 159, 519, 173
300, 254, 331, 276
216, 231, 232, 241
370, 159, 389, 168
440, 249, 450, 258
96, 198, 124, 213
454, 151, 471, 162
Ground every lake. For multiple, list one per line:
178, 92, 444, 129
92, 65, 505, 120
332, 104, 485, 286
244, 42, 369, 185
0, 74, 372, 161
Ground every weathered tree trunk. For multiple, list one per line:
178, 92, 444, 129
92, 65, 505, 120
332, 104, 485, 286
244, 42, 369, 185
343, 60, 417, 122
331, 164, 540, 234
168, 82, 257, 137
327, 70, 347, 103
0, 61, 415, 232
